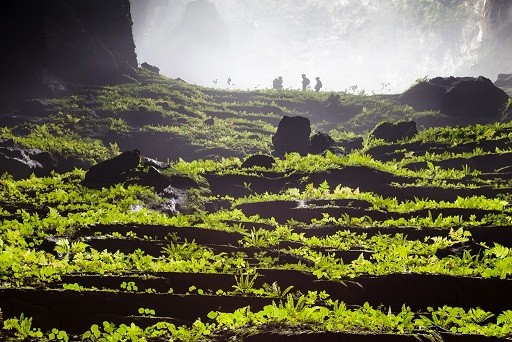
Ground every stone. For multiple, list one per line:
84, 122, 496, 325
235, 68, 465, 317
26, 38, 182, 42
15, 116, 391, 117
84, 149, 140, 184
371, 121, 418, 142
399, 76, 510, 123
241, 154, 276, 169
272, 116, 311, 156
309, 132, 334, 154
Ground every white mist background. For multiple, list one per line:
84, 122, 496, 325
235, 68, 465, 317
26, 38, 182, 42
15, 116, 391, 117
132, 0, 489, 93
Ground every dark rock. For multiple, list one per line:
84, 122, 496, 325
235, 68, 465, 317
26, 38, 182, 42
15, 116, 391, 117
84, 150, 140, 184
241, 154, 276, 169
338, 137, 364, 152
30, 151, 58, 176
495, 73, 512, 88
272, 116, 311, 156
205, 199, 232, 213
204, 118, 215, 126
17, 99, 55, 117
141, 62, 160, 74
143, 166, 172, 192
156, 186, 189, 215
0, 149, 42, 180
0, 138, 15, 148
309, 132, 334, 154
399, 76, 510, 123
371, 121, 418, 142
0, 115, 29, 128
159, 102, 172, 110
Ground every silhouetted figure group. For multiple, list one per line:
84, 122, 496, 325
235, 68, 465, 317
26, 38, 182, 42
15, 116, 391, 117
273, 74, 322, 92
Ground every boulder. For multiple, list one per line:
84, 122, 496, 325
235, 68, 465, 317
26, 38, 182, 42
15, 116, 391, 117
371, 121, 418, 142
241, 154, 275, 169
309, 132, 334, 154
272, 116, 311, 156
84, 150, 140, 184
399, 76, 510, 123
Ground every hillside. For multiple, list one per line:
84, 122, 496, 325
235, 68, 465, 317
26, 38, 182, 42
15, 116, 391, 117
1, 70, 512, 340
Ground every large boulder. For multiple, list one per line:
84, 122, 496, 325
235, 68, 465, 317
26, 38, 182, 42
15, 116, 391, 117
272, 116, 311, 156
371, 121, 418, 142
84, 150, 140, 184
399, 76, 510, 123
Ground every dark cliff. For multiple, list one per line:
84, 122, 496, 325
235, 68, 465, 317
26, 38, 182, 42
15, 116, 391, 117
0, 0, 138, 105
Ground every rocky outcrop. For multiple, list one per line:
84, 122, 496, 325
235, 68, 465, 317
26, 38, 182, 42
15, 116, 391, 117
495, 73, 512, 88
272, 116, 311, 156
0, 139, 58, 180
84, 149, 140, 185
399, 76, 510, 123
0, 0, 137, 106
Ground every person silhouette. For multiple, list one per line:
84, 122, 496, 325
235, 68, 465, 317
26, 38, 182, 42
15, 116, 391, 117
273, 76, 283, 90
314, 77, 323, 92
302, 74, 310, 91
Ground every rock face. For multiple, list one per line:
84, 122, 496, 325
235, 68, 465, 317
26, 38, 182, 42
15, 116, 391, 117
481, 0, 512, 72
495, 73, 512, 88
399, 77, 510, 123
371, 121, 418, 143
0, 0, 138, 105
272, 116, 311, 156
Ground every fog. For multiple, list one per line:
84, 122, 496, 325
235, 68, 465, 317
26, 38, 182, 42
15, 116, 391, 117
132, 0, 489, 93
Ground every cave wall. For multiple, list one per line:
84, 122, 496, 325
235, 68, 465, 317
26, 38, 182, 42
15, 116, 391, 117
0, 0, 138, 105
477, 0, 512, 74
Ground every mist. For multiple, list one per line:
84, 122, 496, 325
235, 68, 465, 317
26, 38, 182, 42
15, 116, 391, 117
131, 0, 489, 94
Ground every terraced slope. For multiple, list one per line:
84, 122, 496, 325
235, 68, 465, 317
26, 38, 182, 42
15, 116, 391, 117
1, 74, 512, 340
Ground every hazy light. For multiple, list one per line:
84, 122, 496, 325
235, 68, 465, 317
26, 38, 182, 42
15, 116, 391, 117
132, 0, 490, 94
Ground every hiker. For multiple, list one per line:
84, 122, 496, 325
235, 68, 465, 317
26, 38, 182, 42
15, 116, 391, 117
301, 74, 310, 91
273, 76, 283, 90
314, 77, 323, 92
